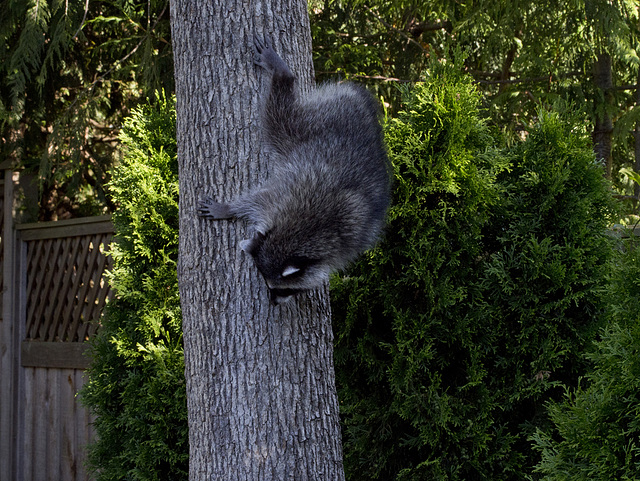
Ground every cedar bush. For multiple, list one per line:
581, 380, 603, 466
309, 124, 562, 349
331, 57, 616, 480
80, 94, 188, 480
532, 237, 640, 480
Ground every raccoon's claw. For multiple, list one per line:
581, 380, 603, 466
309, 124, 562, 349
253, 36, 271, 70
198, 197, 232, 219
254, 36, 268, 54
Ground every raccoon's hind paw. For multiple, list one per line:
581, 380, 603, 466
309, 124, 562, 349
198, 197, 232, 219
253, 36, 292, 77
253, 36, 271, 70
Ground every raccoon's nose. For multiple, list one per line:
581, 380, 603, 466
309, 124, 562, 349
267, 288, 302, 305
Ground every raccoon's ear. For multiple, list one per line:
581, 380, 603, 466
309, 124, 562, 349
240, 231, 266, 256
239, 238, 253, 253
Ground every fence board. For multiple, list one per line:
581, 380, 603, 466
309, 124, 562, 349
34, 368, 50, 481
76, 370, 95, 481
47, 368, 61, 480
60, 369, 77, 480
21, 367, 34, 481
19, 366, 95, 480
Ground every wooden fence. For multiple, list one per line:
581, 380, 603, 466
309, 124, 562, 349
1, 167, 113, 481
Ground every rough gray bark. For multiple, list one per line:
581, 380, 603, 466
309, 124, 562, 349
170, 1, 345, 479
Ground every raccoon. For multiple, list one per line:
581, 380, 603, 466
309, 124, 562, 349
199, 37, 391, 304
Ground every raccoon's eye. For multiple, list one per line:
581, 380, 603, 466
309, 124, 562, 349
281, 256, 321, 278
281, 266, 301, 277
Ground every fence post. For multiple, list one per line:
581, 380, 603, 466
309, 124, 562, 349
0, 163, 22, 481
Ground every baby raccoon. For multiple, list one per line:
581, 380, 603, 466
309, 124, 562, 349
199, 37, 391, 304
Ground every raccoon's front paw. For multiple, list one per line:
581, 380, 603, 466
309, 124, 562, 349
198, 197, 232, 219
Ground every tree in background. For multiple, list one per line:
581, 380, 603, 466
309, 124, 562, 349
0, 0, 171, 219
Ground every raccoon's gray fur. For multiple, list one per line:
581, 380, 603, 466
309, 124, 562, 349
199, 37, 391, 304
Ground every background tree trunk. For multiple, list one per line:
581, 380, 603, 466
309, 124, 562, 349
170, 1, 345, 479
634, 68, 640, 213
593, 52, 614, 178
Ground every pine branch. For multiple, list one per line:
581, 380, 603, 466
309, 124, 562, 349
316, 71, 412, 83
474, 71, 582, 85
64, 1, 169, 116
615, 84, 639, 91
363, 5, 426, 53
8, 0, 51, 107
37, 0, 86, 95
72, 0, 90, 39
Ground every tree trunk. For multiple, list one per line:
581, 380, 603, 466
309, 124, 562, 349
592, 52, 614, 178
170, 1, 345, 479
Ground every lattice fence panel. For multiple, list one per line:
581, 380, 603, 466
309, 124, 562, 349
25, 231, 112, 342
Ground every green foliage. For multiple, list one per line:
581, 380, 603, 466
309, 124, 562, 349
309, 0, 640, 194
0, 0, 172, 218
480, 107, 616, 386
532, 239, 640, 480
331, 58, 616, 480
4, 0, 637, 217
80, 94, 187, 481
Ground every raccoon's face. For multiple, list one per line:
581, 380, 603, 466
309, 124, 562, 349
240, 231, 330, 304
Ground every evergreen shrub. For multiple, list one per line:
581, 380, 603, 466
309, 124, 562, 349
532, 238, 640, 480
331, 58, 616, 480
80, 95, 188, 480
